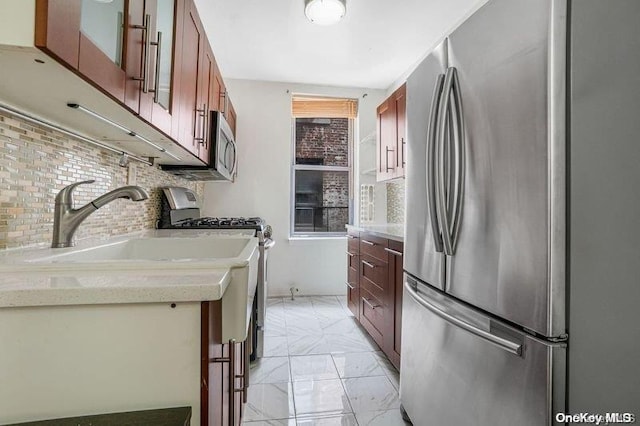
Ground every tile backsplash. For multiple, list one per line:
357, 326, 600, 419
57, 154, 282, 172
0, 111, 203, 250
386, 179, 405, 224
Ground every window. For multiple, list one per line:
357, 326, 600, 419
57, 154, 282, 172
291, 97, 357, 236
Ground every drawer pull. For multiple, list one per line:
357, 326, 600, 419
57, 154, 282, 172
362, 240, 376, 246
347, 234, 358, 239
384, 247, 403, 256
346, 281, 355, 290
362, 297, 379, 310
346, 251, 356, 257
362, 260, 376, 269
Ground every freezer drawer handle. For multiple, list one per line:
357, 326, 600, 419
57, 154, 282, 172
404, 281, 523, 356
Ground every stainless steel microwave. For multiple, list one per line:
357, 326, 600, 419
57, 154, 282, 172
160, 111, 237, 181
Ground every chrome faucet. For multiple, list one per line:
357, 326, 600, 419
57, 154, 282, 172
52, 179, 149, 248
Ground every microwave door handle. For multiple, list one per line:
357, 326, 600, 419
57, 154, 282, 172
229, 139, 237, 177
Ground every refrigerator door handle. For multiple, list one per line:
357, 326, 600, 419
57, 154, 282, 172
404, 281, 523, 356
427, 74, 445, 253
450, 67, 466, 251
436, 68, 455, 255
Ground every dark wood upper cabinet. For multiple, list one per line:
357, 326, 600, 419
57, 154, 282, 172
177, 0, 206, 157
376, 84, 406, 181
34, 0, 237, 168
35, 0, 81, 68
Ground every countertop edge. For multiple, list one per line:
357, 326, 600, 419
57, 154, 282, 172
346, 224, 405, 242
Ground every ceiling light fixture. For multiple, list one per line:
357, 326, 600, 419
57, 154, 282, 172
304, 0, 346, 25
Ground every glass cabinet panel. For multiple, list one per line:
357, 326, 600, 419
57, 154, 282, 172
80, 0, 125, 67
153, 0, 175, 110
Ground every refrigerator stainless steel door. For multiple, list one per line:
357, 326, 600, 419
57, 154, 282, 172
400, 276, 566, 426
404, 41, 448, 290
444, 0, 566, 337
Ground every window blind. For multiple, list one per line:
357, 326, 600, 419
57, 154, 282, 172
291, 96, 358, 119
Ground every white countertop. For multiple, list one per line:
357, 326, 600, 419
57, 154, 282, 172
0, 229, 257, 308
346, 224, 404, 242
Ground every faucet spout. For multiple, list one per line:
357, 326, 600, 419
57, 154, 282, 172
51, 180, 149, 248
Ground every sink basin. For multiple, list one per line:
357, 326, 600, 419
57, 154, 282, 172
28, 237, 253, 264
6, 236, 259, 273
1, 233, 260, 342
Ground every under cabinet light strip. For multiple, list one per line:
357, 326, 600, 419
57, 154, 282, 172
0, 102, 152, 166
67, 103, 181, 161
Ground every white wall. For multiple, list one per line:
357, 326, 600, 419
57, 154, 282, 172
202, 79, 385, 297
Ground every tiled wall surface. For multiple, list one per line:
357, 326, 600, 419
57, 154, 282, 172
0, 112, 203, 250
386, 179, 405, 224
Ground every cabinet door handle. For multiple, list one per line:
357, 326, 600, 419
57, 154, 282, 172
362, 260, 376, 269
149, 31, 163, 104
220, 90, 227, 114
384, 247, 403, 256
362, 297, 379, 310
195, 104, 207, 145
346, 281, 355, 290
131, 14, 151, 93
401, 137, 406, 167
361, 239, 376, 246
386, 147, 396, 172
346, 251, 356, 257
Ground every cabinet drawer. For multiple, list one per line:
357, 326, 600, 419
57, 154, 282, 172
360, 254, 388, 291
347, 233, 360, 254
360, 287, 384, 347
347, 252, 359, 271
360, 234, 388, 261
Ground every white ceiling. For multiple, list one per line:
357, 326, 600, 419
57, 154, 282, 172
194, 0, 485, 89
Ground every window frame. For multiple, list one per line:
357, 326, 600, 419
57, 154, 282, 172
290, 115, 355, 238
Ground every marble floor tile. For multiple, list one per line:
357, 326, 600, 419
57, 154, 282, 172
341, 376, 400, 413
325, 333, 379, 353
310, 296, 342, 308
290, 354, 340, 381
288, 334, 331, 356
265, 321, 288, 337
264, 336, 289, 357
244, 382, 295, 422
332, 352, 386, 379
296, 413, 357, 426
293, 379, 352, 417
313, 305, 351, 319
285, 318, 324, 336
243, 419, 296, 426
267, 297, 285, 307
251, 356, 291, 384
354, 409, 409, 426
317, 316, 360, 335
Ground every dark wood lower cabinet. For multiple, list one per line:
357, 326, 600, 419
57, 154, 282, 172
347, 230, 404, 370
201, 301, 247, 426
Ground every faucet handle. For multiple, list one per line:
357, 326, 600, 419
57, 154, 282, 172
55, 179, 96, 206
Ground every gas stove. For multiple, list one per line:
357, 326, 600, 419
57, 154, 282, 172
173, 216, 266, 230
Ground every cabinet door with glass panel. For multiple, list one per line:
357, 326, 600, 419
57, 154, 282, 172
36, 0, 180, 136
128, 0, 181, 137
291, 96, 357, 236
35, 0, 129, 102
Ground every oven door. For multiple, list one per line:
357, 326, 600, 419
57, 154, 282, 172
211, 111, 236, 181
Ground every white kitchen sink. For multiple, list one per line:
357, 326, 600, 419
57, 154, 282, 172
27, 237, 253, 265
0, 233, 259, 342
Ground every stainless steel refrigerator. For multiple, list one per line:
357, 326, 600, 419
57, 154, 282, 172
401, 0, 640, 424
